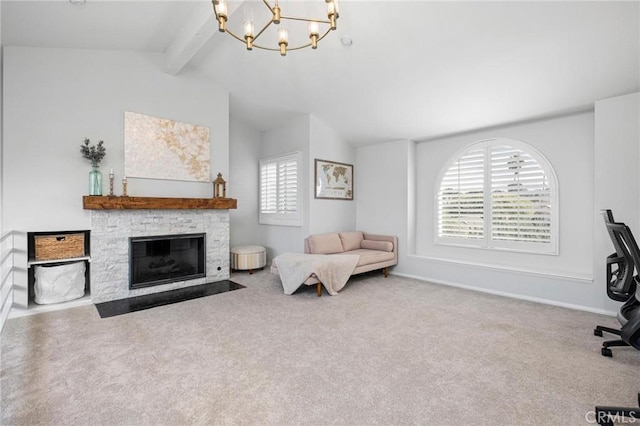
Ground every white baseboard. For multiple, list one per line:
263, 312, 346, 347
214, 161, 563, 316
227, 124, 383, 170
8, 295, 93, 319
406, 254, 592, 283
390, 271, 617, 317
1, 290, 13, 332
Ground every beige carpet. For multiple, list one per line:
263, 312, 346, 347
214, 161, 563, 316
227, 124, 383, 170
1, 271, 639, 425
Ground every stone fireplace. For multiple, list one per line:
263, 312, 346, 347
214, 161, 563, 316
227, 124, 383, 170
88, 207, 231, 303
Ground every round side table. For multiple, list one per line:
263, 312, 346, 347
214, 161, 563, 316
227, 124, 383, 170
230, 245, 266, 274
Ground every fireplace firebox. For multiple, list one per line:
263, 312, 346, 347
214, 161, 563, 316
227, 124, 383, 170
129, 233, 205, 289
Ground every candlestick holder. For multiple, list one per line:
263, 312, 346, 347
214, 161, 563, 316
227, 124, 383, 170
122, 177, 128, 197
109, 172, 114, 196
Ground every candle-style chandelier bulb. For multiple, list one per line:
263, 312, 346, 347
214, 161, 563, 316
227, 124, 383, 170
278, 28, 288, 56
244, 20, 254, 50
244, 20, 254, 37
216, 0, 228, 32
309, 22, 320, 49
327, 1, 338, 30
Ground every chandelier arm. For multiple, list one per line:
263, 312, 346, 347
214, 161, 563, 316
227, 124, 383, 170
261, 0, 275, 14
250, 44, 310, 52
314, 27, 334, 43
252, 20, 274, 42
286, 43, 315, 52
279, 16, 331, 25
251, 27, 332, 51
221, 26, 333, 51
222, 28, 250, 44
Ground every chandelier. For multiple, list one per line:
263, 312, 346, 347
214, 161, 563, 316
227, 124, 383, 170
212, 0, 340, 56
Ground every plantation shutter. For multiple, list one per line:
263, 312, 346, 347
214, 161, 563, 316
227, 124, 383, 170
278, 158, 298, 214
259, 152, 302, 226
490, 146, 551, 242
435, 139, 557, 253
437, 147, 485, 239
260, 162, 277, 214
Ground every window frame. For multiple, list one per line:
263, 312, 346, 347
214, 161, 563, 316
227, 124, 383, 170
259, 151, 303, 227
434, 138, 559, 255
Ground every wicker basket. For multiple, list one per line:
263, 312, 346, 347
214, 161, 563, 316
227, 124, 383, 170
34, 234, 85, 261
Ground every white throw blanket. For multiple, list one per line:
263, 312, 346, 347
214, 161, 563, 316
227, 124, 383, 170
274, 253, 359, 296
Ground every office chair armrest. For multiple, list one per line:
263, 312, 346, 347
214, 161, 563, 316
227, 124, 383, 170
606, 254, 633, 302
606, 253, 624, 264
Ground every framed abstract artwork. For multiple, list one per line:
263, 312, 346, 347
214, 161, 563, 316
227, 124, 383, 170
124, 111, 210, 182
314, 159, 354, 200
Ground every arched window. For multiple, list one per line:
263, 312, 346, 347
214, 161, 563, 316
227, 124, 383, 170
435, 138, 558, 254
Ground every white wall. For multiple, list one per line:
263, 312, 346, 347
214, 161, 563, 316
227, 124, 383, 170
593, 92, 640, 299
259, 115, 311, 259
416, 112, 593, 278
357, 139, 414, 263
0, 6, 3, 235
0, 5, 11, 331
231, 114, 356, 260
356, 104, 639, 314
3, 47, 229, 232
3, 46, 230, 307
308, 115, 356, 234
229, 118, 261, 248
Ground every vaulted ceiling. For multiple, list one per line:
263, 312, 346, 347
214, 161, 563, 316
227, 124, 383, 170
3, 1, 639, 146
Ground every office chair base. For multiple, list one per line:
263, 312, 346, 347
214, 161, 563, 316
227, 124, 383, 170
601, 339, 629, 357
595, 393, 640, 426
594, 325, 621, 337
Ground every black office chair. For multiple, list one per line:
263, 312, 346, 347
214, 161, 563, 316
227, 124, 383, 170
595, 393, 640, 426
593, 212, 640, 425
594, 291, 640, 423
594, 301, 640, 423
594, 210, 639, 356
601, 210, 636, 302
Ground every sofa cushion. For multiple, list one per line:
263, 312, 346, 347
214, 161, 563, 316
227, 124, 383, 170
339, 232, 364, 251
308, 233, 344, 254
361, 240, 394, 252
346, 249, 395, 266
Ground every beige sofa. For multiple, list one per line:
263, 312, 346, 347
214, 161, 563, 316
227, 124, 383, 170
272, 231, 398, 296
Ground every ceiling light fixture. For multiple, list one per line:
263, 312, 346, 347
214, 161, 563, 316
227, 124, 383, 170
212, 0, 339, 56
340, 36, 352, 47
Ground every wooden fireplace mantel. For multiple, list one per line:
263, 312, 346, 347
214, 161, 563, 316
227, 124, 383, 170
82, 196, 237, 210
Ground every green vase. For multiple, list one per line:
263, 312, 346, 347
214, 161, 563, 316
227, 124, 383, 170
89, 165, 103, 196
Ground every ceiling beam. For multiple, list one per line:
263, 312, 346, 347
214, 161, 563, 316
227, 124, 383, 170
162, 0, 241, 76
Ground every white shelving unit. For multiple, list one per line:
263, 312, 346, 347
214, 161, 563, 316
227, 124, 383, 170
27, 230, 91, 310
28, 255, 91, 267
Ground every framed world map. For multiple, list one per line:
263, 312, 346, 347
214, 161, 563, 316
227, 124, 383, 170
314, 159, 354, 200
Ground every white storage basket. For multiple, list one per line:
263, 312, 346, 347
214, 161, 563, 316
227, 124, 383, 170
34, 261, 86, 305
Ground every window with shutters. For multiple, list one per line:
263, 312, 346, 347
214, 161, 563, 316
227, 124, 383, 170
259, 151, 303, 226
435, 139, 558, 254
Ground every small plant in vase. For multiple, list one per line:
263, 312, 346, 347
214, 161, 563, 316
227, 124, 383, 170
80, 138, 106, 196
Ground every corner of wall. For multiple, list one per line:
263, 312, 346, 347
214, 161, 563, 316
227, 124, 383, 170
229, 117, 262, 248
406, 140, 416, 254
0, 15, 4, 235
593, 91, 640, 301
308, 114, 356, 234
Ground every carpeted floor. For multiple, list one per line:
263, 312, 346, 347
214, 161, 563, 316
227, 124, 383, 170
1, 271, 639, 425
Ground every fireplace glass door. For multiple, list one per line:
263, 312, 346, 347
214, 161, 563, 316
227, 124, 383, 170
129, 233, 205, 289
